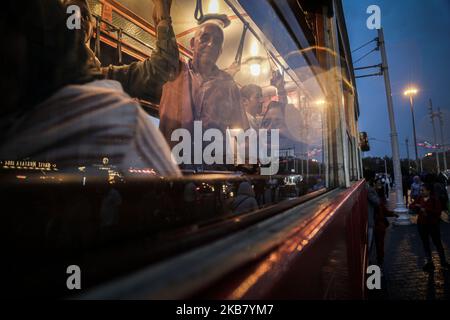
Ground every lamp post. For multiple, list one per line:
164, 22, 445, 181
404, 87, 420, 173
378, 28, 410, 225
428, 99, 440, 173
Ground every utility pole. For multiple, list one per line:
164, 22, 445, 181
428, 99, 440, 173
437, 106, 448, 171
420, 154, 423, 173
378, 28, 410, 224
405, 138, 410, 174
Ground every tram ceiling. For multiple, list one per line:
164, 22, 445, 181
105, 0, 325, 99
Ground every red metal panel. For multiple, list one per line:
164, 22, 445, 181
198, 180, 368, 299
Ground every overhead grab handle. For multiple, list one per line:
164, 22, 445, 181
234, 22, 249, 66
194, 0, 204, 21
194, 0, 231, 27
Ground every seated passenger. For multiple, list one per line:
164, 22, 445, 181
0, 0, 180, 177
63, 0, 180, 105
158, 17, 249, 149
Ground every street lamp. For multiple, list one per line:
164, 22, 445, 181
404, 87, 420, 173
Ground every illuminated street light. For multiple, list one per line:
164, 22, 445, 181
403, 86, 421, 172
403, 87, 418, 96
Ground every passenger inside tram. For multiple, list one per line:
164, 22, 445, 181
0, 0, 180, 177
1, 0, 348, 299
159, 16, 249, 151
240, 84, 263, 130
2, 0, 328, 205
61, 0, 102, 71
62, 0, 180, 104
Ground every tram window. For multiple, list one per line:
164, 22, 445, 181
2, 0, 362, 296
92, 0, 331, 200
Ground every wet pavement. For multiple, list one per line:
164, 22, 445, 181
369, 191, 450, 300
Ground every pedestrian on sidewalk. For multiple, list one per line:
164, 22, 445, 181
410, 183, 450, 272
435, 174, 449, 218
381, 175, 390, 200
365, 170, 380, 266
373, 179, 398, 269
410, 175, 422, 202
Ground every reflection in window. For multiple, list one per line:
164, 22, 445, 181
2, 0, 362, 297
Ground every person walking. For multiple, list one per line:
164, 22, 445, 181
410, 175, 422, 202
410, 183, 450, 272
365, 170, 380, 266
381, 175, 390, 200
373, 179, 397, 270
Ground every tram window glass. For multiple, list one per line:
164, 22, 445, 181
2, 0, 361, 292
95, 0, 330, 204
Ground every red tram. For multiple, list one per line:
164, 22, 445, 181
2, 0, 367, 299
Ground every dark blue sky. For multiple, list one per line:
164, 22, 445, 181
343, 0, 450, 158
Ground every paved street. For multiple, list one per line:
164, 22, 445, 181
369, 190, 450, 300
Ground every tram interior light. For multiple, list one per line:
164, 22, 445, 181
250, 63, 261, 76
315, 99, 327, 107
251, 41, 259, 56
208, 0, 219, 14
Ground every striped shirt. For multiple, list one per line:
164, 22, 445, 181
0, 80, 181, 177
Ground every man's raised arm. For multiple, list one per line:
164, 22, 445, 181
104, 0, 180, 103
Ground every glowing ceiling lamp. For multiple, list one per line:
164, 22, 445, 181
250, 41, 259, 56
208, 0, 219, 14
287, 95, 298, 106
250, 63, 261, 76
315, 99, 327, 106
